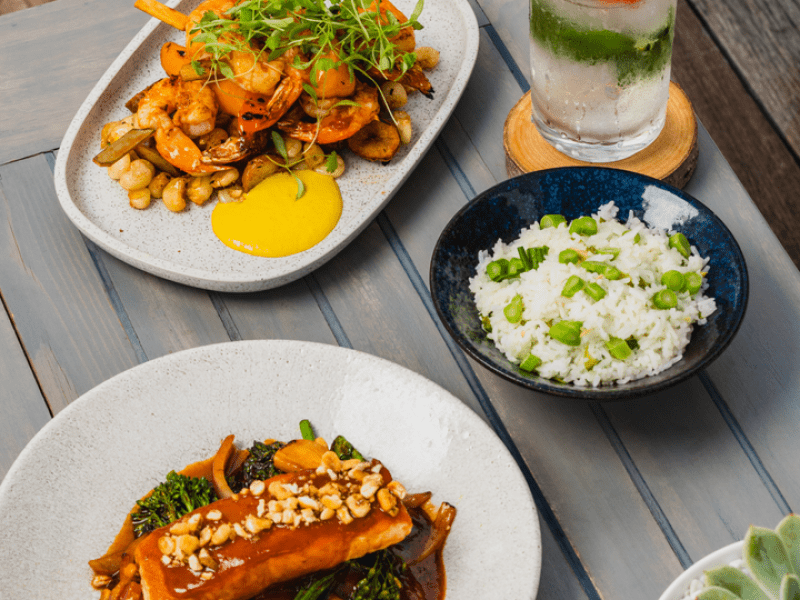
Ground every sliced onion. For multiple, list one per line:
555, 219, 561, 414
409, 502, 457, 565
401, 491, 432, 509
211, 434, 236, 499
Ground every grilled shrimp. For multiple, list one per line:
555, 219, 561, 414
277, 81, 380, 145
136, 77, 227, 174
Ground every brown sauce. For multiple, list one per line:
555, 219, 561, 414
251, 506, 446, 600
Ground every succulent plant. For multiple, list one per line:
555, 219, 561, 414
696, 514, 800, 600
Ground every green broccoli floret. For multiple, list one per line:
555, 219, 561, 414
227, 440, 286, 491
131, 471, 217, 538
331, 435, 365, 461
350, 550, 407, 600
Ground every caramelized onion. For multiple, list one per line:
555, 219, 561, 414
402, 492, 432, 509
211, 434, 237, 499
409, 502, 457, 565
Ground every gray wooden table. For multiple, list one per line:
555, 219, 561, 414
2, 1, 799, 599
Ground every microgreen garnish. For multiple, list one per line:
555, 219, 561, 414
188, 0, 425, 88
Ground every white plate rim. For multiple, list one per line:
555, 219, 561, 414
0, 339, 542, 600
657, 541, 743, 600
53, 0, 479, 292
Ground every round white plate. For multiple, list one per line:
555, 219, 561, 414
54, 0, 479, 292
658, 541, 743, 600
0, 340, 541, 599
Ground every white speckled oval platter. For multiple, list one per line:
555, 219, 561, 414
54, 0, 479, 292
0, 340, 541, 600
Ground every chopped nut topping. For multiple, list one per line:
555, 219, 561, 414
156, 457, 404, 585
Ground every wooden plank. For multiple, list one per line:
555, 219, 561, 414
312, 216, 484, 418
0, 155, 139, 413
672, 0, 800, 269
94, 250, 232, 361
0, 0, 51, 16
218, 280, 339, 345
685, 124, 800, 516
0, 214, 52, 482
602, 376, 787, 560
0, 0, 147, 165
688, 0, 800, 157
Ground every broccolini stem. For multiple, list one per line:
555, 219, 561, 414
299, 419, 316, 441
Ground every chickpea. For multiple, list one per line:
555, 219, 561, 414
284, 137, 303, 160
161, 177, 188, 212
380, 81, 407, 110
211, 168, 239, 189
314, 154, 345, 178
187, 175, 214, 205
148, 172, 170, 199
302, 143, 326, 169
217, 184, 244, 203
119, 159, 155, 191
415, 47, 440, 70
107, 153, 131, 180
128, 188, 151, 210
393, 111, 412, 145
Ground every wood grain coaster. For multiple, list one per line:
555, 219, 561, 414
504, 81, 698, 189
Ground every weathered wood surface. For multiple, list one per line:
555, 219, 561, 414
1, 1, 800, 600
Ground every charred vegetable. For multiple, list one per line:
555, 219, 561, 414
227, 440, 286, 490
332, 435, 365, 461
350, 550, 406, 600
131, 471, 217, 537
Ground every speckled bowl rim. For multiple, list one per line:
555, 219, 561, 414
658, 541, 743, 600
0, 340, 541, 600
53, 0, 479, 292
430, 167, 749, 401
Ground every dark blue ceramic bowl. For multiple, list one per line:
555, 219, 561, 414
430, 168, 748, 400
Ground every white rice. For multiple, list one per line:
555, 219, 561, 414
469, 202, 717, 387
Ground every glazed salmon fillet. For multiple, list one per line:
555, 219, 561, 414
135, 460, 412, 600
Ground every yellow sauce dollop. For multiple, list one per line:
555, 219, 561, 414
212, 170, 343, 257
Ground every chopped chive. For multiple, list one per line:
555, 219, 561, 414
540, 214, 567, 229
561, 275, 585, 298
519, 353, 542, 372
548, 320, 583, 346
669, 232, 691, 258
583, 282, 606, 301
559, 249, 581, 264
606, 337, 632, 360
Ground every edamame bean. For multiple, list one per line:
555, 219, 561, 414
582, 261, 607, 274
561, 275, 585, 298
569, 216, 598, 236
540, 214, 566, 229
548, 320, 583, 346
669, 232, 691, 258
583, 282, 606, 301
559, 249, 580, 264
504, 294, 524, 323
596, 247, 620, 258
519, 353, 542, 372
661, 270, 685, 291
606, 337, 632, 360
652, 289, 678, 309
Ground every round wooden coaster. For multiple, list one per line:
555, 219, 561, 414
504, 81, 698, 189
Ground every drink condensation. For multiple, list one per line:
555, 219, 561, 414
529, 0, 678, 162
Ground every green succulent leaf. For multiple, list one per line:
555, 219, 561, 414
745, 526, 797, 599
704, 565, 770, 600
777, 515, 800, 575
696, 586, 742, 600
780, 574, 800, 600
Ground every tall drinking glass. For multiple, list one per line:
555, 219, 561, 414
529, 0, 677, 162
